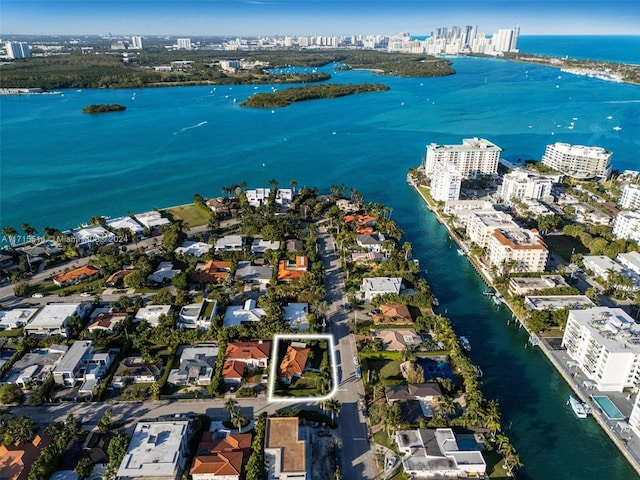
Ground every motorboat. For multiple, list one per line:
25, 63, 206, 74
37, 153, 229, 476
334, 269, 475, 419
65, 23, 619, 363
568, 395, 591, 418
460, 336, 471, 351
457, 248, 466, 256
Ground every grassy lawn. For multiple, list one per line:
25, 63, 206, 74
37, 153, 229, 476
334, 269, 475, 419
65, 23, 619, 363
362, 354, 404, 386
543, 234, 589, 262
540, 328, 564, 338
273, 374, 321, 397
164, 204, 211, 228
373, 430, 398, 452
0, 329, 24, 337
485, 450, 511, 479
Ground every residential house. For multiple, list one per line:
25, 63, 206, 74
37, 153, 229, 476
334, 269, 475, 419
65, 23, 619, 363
147, 262, 181, 284
214, 235, 245, 253
87, 311, 127, 333
106, 216, 144, 236
277, 256, 308, 282
235, 261, 273, 287
221, 360, 245, 385
224, 341, 272, 369
111, 356, 163, 388
222, 300, 266, 327
52, 341, 117, 395
134, 211, 171, 230
24, 303, 90, 337
72, 226, 117, 250
360, 277, 403, 302
190, 431, 252, 480
105, 268, 137, 288
395, 428, 486, 478
285, 239, 304, 253
385, 383, 442, 404
279, 344, 310, 384
53, 265, 100, 287
344, 214, 376, 234
174, 241, 211, 257
283, 303, 309, 330
1, 345, 67, 387
356, 233, 386, 253
192, 260, 231, 284
205, 197, 231, 218
134, 305, 171, 327
373, 329, 422, 351
336, 199, 360, 213
116, 420, 190, 480
178, 299, 217, 330
0, 435, 54, 480
245, 188, 293, 209
167, 345, 218, 386
351, 252, 384, 264
264, 418, 307, 480
372, 304, 413, 325
0, 308, 38, 331
251, 238, 281, 254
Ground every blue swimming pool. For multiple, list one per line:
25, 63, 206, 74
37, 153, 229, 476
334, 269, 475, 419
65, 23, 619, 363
592, 395, 625, 420
417, 358, 455, 383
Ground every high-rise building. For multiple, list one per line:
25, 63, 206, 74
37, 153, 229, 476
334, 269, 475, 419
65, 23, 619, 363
620, 184, 640, 211
613, 211, 640, 243
498, 169, 557, 204
6, 41, 31, 59
541, 142, 612, 180
487, 228, 548, 273
177, 38, 192, 50
430, 162, 462, 202
130, 36, 144, 50
424, 137, 501, 179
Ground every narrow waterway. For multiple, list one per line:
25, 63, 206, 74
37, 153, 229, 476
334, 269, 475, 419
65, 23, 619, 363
382, 185, 638, 480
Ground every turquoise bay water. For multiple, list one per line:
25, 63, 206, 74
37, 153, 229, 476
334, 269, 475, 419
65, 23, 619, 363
2, 41, 640, 479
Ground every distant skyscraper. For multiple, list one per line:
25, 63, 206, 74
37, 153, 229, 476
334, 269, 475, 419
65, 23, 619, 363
177, 38, 192, 50
6, 41, 30, 59
131, 36, 144, 50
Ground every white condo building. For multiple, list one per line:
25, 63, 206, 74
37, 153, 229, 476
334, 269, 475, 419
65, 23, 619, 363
613, 211, 640, 244
541, 142, 612, 180
6, 41, 31, 59
453, 210, 519, 248
130, 36, 144, 49
430, 162, 462, 202
620, 184, 640, 211
424, 138, 501, 179
487, 228, 549, 273
498, 169, 557, 204
562, 307, 640, 392
177, 38, 192, 50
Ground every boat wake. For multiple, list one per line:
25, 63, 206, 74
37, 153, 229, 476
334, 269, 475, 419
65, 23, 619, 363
173, 121, 208, 135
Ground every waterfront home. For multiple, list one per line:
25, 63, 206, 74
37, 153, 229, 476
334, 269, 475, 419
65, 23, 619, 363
192, 260, 231, 283
562, 307, 640, 392
53, 265, 100, 287
214, 235, 245, 253
178, 299, 217, 330
224, 341, 272, 369
374, 328, 422, 351
174, 240, 211, 257
1, 345, 67, 387
264, 418, 307, 480
134, 305, 171, 327
24, 303, 90, 337
222, 300, 266, 327
395, 428, 486, 478
245, 188, 293, 210
116, 421, 190, 480
72, 225, 117, 251
336, 199, 359, 213
234, 261, 273, 287
385, 383, 442, 404
352, 251, 384, 264
167, 345, 218, 386
190, 431, 252, 480
105, 216, 144, 236
372, 304, 413, 325
508, 275, 569, 296
279, 344, 310, 384
147, 261, 181, 284
0, 435, 54, 480
250, 237, 281, 254
284, 303, 309, 330
277, 256, 309, 282
205, 197, 231, 218
360, 277, 403, 302
0, 307, 38, 331
134, 211, 171, 230
111, 356, 163, 388
356, 233, 386, 253
344, 214, 376, 234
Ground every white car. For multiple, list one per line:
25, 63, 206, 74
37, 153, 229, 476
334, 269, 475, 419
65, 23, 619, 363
80, 292, 92, 297
31, 293, 45, 298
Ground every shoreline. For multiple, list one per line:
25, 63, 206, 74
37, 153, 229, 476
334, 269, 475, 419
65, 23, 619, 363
411, 181, 640, 476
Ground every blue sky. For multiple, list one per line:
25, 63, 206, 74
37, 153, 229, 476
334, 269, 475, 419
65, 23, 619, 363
1, 0, 639, 36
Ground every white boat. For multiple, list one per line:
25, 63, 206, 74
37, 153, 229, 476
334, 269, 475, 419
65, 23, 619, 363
613, 126, 622, 131
457, 248, 466, 256
491, 295, 502, 306
432, 297, 439, 307
568, 395, 591, 418
460, 336, 471, 351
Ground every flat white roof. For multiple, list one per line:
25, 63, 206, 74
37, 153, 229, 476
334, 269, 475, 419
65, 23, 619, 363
362, 277, 402, 293
283, 303, 309, 330
135, 211, 171, 229
0, 308, 39, 327
174, 241, 210, 257
106, 216, 143, 234
569, 307, 640, 353
117, 421, 189, 478
135, 305, 171, 323
27, 304, 80, 329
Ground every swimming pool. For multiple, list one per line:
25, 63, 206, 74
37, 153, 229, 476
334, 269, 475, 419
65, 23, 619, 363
592, 395, 625, 420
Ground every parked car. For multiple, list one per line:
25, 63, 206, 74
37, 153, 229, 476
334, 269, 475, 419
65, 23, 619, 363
80, 292, 92, 297
31, 293, 45, 298
355, 367, 362, 379
387, 456, 398, 469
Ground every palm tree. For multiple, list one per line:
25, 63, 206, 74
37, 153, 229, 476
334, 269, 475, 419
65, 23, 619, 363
290, 179, 297, 194
231, 409, 246, 433
2, 226, 18, 248
484, 399, 502, 440
437, 395, 456, 419
324, 398, 342, 423
402, 242, 412, 261
224, 397, 239, 418
21, 223, 37, 238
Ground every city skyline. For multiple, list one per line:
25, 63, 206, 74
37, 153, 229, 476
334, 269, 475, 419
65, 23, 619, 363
1, 0, 639, 37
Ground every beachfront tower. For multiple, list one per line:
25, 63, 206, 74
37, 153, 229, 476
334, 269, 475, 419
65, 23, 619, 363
424, 137, 501, 180
541, 142, 612, 181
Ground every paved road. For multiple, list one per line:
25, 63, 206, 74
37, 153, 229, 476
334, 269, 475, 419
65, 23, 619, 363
318, 228, 378, 479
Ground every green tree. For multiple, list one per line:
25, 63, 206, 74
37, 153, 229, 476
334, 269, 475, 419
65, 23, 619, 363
2, 416, 36, 444
0, 383, 25, 405
106, 430, 130, 480
74, 457, 94, 480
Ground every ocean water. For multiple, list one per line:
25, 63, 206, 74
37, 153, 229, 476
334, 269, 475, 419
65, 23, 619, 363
518, 35, 640, 65
1, 38, 640, 479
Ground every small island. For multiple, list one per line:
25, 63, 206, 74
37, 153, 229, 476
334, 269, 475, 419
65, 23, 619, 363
82, 104, 127, 113
240, 83, 390, 108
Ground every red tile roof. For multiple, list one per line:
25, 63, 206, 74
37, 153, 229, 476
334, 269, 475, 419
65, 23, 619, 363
225, 341, 272, 361
190, 452, 243, 476
279, 345, 310, 381
192, 260, 232, 283
222, 360, 245, 380
0, 435, 54, 480
277, 256, 308, 281
54, 265, 100, 285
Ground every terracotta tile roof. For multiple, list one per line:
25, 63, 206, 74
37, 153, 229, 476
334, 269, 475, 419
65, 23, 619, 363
197, 432, 252, 455
225, 341, 272, 361
87, 312, 127, 330
265, 418, 306, 473
222, 360, 245, 380
373, 304, 413, 324
279, 345, 310, 381
54, 265, 99, 285
277, 256, 308, 281
105, 269, 136, 286
0, 435, 54, 480
192, 260, 232, 283
190, 451, 243, 476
